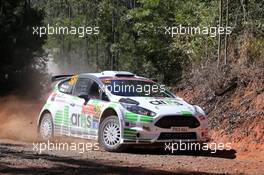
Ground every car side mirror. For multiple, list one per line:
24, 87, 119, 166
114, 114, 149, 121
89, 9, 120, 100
102, 92, 109, 101
78, 93, 90, 104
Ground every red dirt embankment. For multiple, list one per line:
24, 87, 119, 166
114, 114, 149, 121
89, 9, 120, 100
176, 74, 264, 160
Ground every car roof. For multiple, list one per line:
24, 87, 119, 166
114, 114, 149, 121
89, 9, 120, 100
78, 71, 151, 81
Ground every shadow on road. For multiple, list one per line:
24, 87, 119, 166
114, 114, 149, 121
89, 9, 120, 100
125, 146, 237, 159
0, 144, 228, 175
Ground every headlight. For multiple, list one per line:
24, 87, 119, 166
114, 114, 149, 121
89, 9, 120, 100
121, 103, 156, 117
194, 105, 205, 115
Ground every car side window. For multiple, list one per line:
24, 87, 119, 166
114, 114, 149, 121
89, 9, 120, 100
58, 79, 73, 94
73, 78, 106, 100
74, 78, 93, 96
88, 82, 100, 99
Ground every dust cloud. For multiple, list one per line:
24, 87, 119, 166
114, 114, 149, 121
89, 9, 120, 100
0, 95, 42, 142
0, 53, 94, 142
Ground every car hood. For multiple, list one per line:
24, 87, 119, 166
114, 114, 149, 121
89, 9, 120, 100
111, 96, 196, 116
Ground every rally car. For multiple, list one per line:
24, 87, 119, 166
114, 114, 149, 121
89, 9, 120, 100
37, 71, 209, 152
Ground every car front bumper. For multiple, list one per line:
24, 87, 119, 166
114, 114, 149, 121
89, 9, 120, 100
121, 123, 210, 144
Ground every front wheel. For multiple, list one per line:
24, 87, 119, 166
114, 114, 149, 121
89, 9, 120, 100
99, 116, 126, 152
39, 113, 54, 141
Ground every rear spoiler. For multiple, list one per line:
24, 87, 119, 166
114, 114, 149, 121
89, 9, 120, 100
51, 74, 73, 82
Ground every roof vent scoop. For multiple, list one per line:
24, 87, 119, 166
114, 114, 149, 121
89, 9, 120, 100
101, 71, 135, 77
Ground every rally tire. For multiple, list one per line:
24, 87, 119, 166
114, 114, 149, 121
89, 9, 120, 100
99, 115, 126, 152
39, 113, 54, 141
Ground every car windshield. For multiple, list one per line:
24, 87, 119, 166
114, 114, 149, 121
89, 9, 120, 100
102, 79, 174, 97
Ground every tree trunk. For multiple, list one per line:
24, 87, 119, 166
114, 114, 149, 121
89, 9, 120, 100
224, 0, 229, 65
217, 0, 222, 68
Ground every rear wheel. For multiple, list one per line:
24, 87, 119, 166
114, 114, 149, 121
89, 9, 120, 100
39, 113, 53, 140
99, 116, 126, 152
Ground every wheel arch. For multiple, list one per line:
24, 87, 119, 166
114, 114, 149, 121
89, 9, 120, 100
98, 106, 124, 137
99, 107, 119, 124
99, 106, 124, 128
37, 109, 53, 131
98, 107, 126, 151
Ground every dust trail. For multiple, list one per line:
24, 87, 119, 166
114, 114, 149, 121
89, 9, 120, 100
0, 95, 43, 142
46, 53, 95, 75
0, 53, 92, 142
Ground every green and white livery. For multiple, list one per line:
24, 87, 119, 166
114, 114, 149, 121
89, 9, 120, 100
38, 71, 210, 152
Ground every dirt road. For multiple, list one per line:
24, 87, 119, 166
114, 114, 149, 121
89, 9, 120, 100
0, 96, 263, 174
0, 139, 263, 175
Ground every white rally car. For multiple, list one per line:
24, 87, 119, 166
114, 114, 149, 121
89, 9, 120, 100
38, 71, 209, 152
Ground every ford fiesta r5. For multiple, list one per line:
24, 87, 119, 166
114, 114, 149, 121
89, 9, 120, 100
37, 71, 210, 152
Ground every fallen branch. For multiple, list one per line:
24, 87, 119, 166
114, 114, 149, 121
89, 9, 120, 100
214, 77, 238, 96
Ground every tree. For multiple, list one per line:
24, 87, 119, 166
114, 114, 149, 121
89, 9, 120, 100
0, 0, 47, 96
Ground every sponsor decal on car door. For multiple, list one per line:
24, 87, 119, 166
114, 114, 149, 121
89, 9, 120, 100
69, 78, 102, 139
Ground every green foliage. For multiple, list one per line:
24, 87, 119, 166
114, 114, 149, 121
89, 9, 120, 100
1, 0, 263, 97
41, 0, 263, 84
